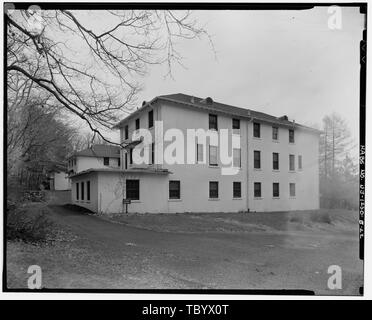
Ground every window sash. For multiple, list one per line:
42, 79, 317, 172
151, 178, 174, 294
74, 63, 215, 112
232, 118, 240, 130
169, 181, 180, 199
209, 181, 219, 198
76, 182, 79, 200
104, 157, 109, 166
272, 127, 278, 140
148, 110, 154, 128
253, 122, 260, 138
273, 183, 279, 197
81, 182, 84, 200
209, 145, 218, 166
135, 118, 140, 130
124, 126, 129, 140
273, 153, 279, 170
197, 143, 204, 162
289, 129, 295, 143
233, 182, 241, 198
233, 148, 241, 168
289, 155, 295, 171
126, 179, 139, 200
209, 114, 218, 130
254, 182, 261, 198
254, 151, 261, 169
290, 183, 296, 197
298, 155, 302, 170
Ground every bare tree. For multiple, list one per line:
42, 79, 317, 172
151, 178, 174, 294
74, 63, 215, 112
6, 9, 212, 144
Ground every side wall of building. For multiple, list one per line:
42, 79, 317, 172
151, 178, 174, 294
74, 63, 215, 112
71, 172, 99, 212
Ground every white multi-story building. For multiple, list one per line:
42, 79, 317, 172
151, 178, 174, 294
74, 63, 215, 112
69, 93, 320, 214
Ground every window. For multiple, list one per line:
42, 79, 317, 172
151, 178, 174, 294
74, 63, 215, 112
151, 143, 154, 165
209, 114, 218, 130
118, 158, 121, 167
298, 155, 302, 170
254, 182, 261, 198
81, 182, 84, 200
148, 110, 154, 128
290, 183, 296, 197
197, 143, 204, 163
254, 150, 261, 169
209, 181, 219, 198
126, 179, 139, 200
209, 145, 218, 166
233, 182, 241, 198
272, 127, 279, 140
253, 122, 260, 138
233, 148, 241, 168
103, 157, 109, 166
135, 118, 140, 130
273, 183, 279, 198
87, 181, 90, 201
273, 152, 279, 170
289, 154, 295, 171
129, 148, 133, 164
124, 125, 129, 140
169, 181, 180, 199
289, 129, 295, 143
232, 118, 240, 134
76, 182, 79, 200
125, 153, 128, 169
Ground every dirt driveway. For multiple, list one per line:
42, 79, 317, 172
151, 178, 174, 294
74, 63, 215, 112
7, 204, 363, 295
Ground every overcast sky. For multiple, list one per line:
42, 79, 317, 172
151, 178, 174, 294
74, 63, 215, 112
97, 7, 363, 156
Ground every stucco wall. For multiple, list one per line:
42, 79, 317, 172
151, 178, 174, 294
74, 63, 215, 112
74, 156, 119, 173
71, 172, 99, 212
53, 172, 70, 190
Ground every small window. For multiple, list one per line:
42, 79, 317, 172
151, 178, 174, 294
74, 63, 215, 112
233, 182, 241, 198
254, 182, 261, 198
272, 127, 279, 140
254, 150, 261, 169
290, 183, 296, 197
169, 180, 180, 199
289, 154, 295, 171
209, 145, 218, 166
87, 181, 90, 201
209, 181, 219, 198
103, 157, 109, 166
81, 182, 85, 200
273, 183, 279, 198
232, 118, 240, 130
289, 129, 295, 143
135, 118, 140, 130
253, 122, 260, 138
148, 110, 154, 128
273, 152, 279, 170
124, 125, 129, 140
209, 114, 218, 130
298, 155, 302, 170
118, 158, 121, 167
233, 148, 241, 168
126, 179, 139, 200
129, 149, 133, 165
151, 143, 154, 165
125, 153, 128, 169
197, 143, 204, 163
76, 182, 79, 200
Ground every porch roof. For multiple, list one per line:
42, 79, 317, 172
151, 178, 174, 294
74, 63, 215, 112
69, 167, 171, 178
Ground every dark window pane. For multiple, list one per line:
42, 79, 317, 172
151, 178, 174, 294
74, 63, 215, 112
151, 143, 155, 165
273, 152, 279, 170
289, 154, 295, 171
126, 179, 139, 200
254, 182, 261, 198
233, 182, 241, 198
125, 153, 128, 169
209, 114, 218, 130
81, 182, 84, 200
104, 157, 109, 166
232, 118, 240, 129
124, 125, 128, 140
273, 183, 279, 197
209, 181, 218, 198
87, 181, 90, 201
118, 158, 121, 167
135, 118, 140, 130
129, 149, 133, 164
254, 150, 261, 169
272, 127, 278, 140
289, 129, 295, 143
76, 182, 79, 200
253, 122, 260, 138
169, 180, 180, 199
148, 110, 154, 128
